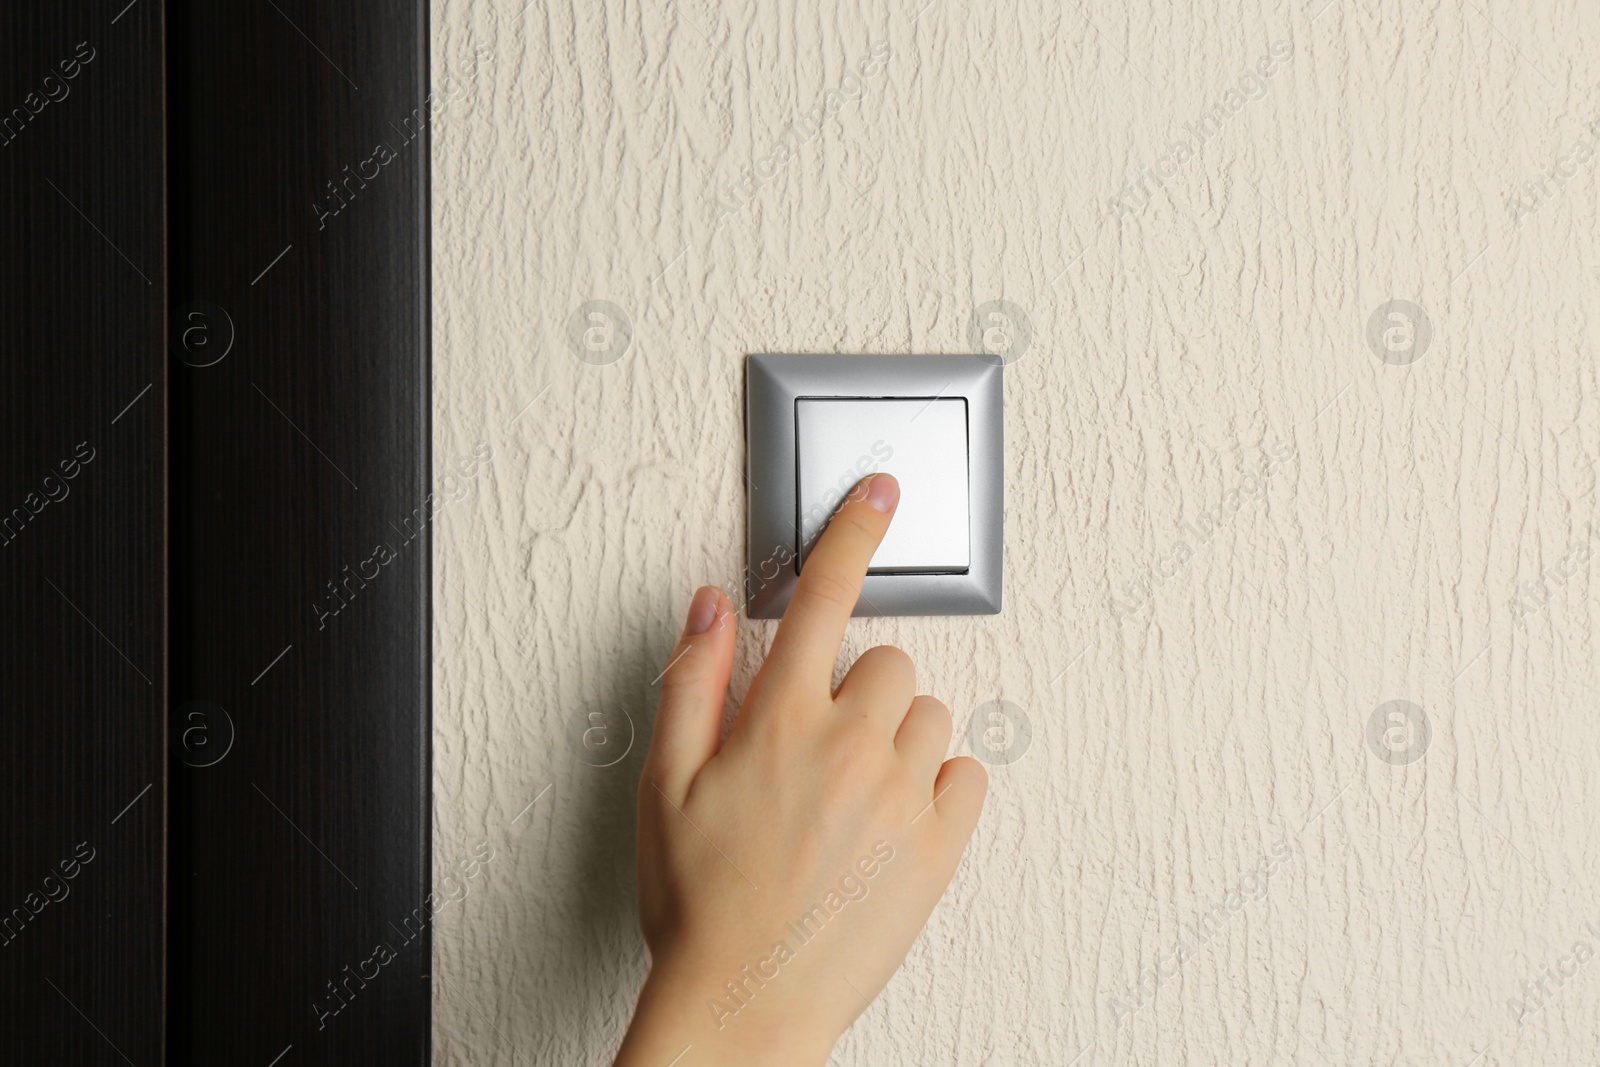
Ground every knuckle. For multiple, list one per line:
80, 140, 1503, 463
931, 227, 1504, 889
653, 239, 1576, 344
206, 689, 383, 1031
844, 646, 915, 702
796, 570, 861, 614
756, 703, 807, 748
916, 695, 953, 734
829, 719, 888, 769
947, 756, 989, 795
889, 764, 928, 811
861, 644, 915, 679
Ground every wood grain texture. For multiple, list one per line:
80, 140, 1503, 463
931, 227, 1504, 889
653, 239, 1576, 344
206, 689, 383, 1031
168, 0, 431, 1062
433, 1, 1600, 1063
0, 3, 165, 1062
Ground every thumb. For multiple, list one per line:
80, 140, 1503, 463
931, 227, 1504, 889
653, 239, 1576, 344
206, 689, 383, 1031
643, 586, 736, 802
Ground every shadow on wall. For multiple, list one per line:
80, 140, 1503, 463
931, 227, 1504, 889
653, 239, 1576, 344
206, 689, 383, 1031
535, 639, 658, 1057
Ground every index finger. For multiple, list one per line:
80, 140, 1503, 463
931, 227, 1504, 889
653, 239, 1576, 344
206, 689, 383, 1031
764, 473, 900, 691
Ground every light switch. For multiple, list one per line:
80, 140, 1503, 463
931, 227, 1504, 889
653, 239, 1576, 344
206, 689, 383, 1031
745, 354, 1003, 618
795, 398, 969, 573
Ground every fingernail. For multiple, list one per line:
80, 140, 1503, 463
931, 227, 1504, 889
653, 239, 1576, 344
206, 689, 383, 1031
866, 474, 899, 513
684, 586, 719, 636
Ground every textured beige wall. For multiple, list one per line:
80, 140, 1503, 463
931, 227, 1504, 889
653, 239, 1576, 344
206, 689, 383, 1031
432, 0, 1600, 1062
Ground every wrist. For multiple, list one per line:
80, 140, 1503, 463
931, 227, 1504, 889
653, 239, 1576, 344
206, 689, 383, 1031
615, 961, 836, 1067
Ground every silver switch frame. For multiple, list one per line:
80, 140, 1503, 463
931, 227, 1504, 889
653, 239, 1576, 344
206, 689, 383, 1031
744, 353, 1004, 618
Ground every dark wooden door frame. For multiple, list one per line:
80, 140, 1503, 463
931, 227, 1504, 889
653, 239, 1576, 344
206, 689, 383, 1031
2, 2, 433, 1063
0, 2, 167, 1063
167, 0, 432, 1062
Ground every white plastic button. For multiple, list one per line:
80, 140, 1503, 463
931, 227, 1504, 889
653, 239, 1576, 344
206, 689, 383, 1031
795, 397, 970, 573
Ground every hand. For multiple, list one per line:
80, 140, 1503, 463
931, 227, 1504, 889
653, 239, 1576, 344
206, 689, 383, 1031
613, 473, 988, 1067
